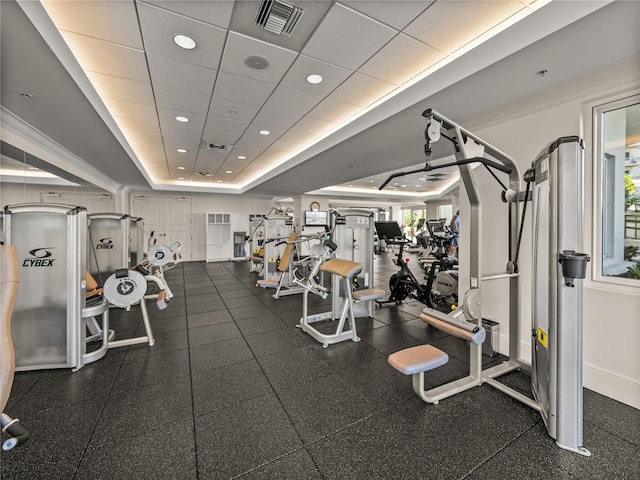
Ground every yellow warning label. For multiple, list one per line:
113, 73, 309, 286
253, 249, 260, 254
537, 327, 548, 349
268, 258, 277, 263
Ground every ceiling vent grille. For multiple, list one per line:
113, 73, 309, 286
255, 0, 304, 37
200, 141, 233, 152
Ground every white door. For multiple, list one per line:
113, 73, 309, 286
41, 191, 114, 213
132, 196, 192, 261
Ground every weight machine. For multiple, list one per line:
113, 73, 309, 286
3, 204, 170, 371
384, 109, 590, 456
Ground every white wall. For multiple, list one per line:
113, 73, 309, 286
458, 57, 640, 408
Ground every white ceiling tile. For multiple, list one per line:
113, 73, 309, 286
278, 125, 321, 146
203, 116, 250, 138
342, 1, 434, 30
252, 108, 301, 130
302, 3, 397, 70
404, 1, 525, 55
329, 72, 396, 107
201, 131, 243, 146
59, 31, 148, 82
147, 54, 217, 96
280, 55, 353, 97
232, 136, 273, 155
244, 122, 286, 141
214, 72, 276, 105
288, 117, 337, 136
137, 2, 226, 69
42, 0, 143, 49
359, 33, 446, 86
159, 123, 203, 143
104, 98, 157, 123
220, 32, 298, 84
208, 97, 261, 123
165, 149, 198, 165
86, 72, 155, 105
114, 116, 161, 136
141, 0, 235, 29
157, 108, 206, 130
308, 98, 362, 124
154, 85, 211, 115
263, 86, 322, 116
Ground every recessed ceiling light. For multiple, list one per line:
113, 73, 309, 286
306, 74, 323, 84
259, 130, 270, 135
178, 177, 185, 180
175, 116, 189, 123
237, 155, 246, 160
225, 170, 232, 174
177, 148, 187, 153
173, 34, 196, 50
217, 180, 223, 183
177, 166, 186, 170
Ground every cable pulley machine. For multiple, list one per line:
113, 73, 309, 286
382, 109, 590, 456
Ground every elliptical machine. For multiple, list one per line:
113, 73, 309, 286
375, 221, 457, 313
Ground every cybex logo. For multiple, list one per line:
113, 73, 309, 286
96, 238, 114, 249
23, 248, 56, 267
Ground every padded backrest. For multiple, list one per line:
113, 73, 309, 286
1, 245, 19, 412
277, 233, 297, 272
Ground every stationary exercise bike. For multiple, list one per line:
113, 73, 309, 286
375, 221, 457, 313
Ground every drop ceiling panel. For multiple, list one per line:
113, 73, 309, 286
263, 86, 322, 115
104, 98, 158, 123
165, 149, 197, 165
154, 85, 211, 116
147, 54, 218, 96
208, 97, 261, 123
58, 31, 148, 82
42, 0, 143, 49
141, 0, 235, 29
114, 116, 161, 136
307, 98, 361, 124
203, 117, 250, 138
359, 33, 446, 86
201, 131, 243, 146
158, 108, 206, 131
244, 123, 286, 141
288, 116, 337, 136
86, 72, 155, 105
220, 31, 298, 84
214, 72, 277, 105
137, 2, 226, 69
279, 55, 353, 97
404, 1, 525, 55
252, 108, 301, 130
160, 123, 204, 144
328, 72, 396, 107
342, 0, 434, 30
232, 135, 274, 155
302, 3, 397, 70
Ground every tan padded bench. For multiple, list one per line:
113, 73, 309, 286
320, 258, 362, 279
352, 288, 385, 303
388, 345, 449, 375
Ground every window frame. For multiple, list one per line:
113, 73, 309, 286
592, 92, 640, 289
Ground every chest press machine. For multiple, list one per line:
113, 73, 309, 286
386, 109, 591, 456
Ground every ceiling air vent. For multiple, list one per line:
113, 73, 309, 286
255, 0, 304, 37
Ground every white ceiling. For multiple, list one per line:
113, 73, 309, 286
1, 0, 639, 203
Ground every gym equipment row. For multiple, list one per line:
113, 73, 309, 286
2, 203, 178, 372
384, 109, 591, 456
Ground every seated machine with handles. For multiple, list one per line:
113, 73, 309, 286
385, 109, 591, 456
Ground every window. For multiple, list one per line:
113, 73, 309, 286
595, 96, 640, 284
